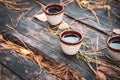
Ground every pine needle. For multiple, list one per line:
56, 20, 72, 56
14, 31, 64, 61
5, 24, 32, 53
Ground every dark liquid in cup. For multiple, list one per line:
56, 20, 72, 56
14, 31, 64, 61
109, 39, 120, 49
62, 33, 80, 43
47, 7, 61, 13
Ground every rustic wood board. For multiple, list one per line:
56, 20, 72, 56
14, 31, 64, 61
2, 0, 119, 79
0, 2, 97, 80
0, 64, 21, 80
0, 49, 56, 80
39, 0, 120, 34
3, 0, 120, 79
0, 17, 96, 80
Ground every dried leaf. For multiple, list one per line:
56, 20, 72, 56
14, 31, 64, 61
58, 21, 70, 30
0, 36, 87, 80
113, 29, 120, 34
96, 71, 106, 80
34, 13, 47, 22
97, 66, 118, 78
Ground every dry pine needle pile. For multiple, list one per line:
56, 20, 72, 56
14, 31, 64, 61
0, 35, 86, 80
61, 0, 120, 24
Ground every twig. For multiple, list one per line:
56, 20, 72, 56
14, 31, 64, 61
33, 56, 42, 68
35, 0, 45, 10
0, 0, 32, 11
15, 7, 33, 28
112, 11, 120, 18
15, 12, 25, 28
84, 45, 106, 53
83, 54, 120, 71
75, 0, 83, 8
47, 26, 58, 35
5, 24, 32, 53
82, 42, 90, 49
78, 51, 97, 75
74, 0, 114, 25
8, 4, 32, 11
0, 47, 11, 50
7, 14, 15, 27
59, 66, 68, 79
89, 8, 100, 25
60, 0, 74, 6
95, 35, 99, 74
7, 7, 33, 28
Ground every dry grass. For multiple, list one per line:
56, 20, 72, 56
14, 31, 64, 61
76, 35, 120, 79
1, 0, 120, 79
66, 0, 110, 24
34, 0, 120, 35
0, 0, 31, 11
6, 7, 32, 29
60, 0, 120, 25
0, 34, 86, 80
0, 0, 33, 29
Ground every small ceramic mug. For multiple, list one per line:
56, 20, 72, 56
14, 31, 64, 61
107, 35, 120, 61
44, 3, 64, 26
59, 30, 83, 55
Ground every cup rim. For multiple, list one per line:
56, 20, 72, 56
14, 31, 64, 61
107, 35, 120, 52
59, 30, 83, 45
45, 3, 64, 15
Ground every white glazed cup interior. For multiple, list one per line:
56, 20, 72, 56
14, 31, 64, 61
44, 3, 64, 25
59, 30, 83, 45
107, 35, 120, 52
59, 30, 83, 55
107, 35, 120, 61
45, 3, 64, 15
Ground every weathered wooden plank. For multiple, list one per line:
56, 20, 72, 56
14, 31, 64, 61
0, 49, 56, 80
39, 0, 120, 34
0, 1, 118, 80
0, 1, 96, 79
0, 64, 21, 80
0, 0, 41, 27
0, 1, 100, 80
0, 17, 96, 80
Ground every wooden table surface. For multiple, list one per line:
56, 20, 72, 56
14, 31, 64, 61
0, 0, 119, 80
